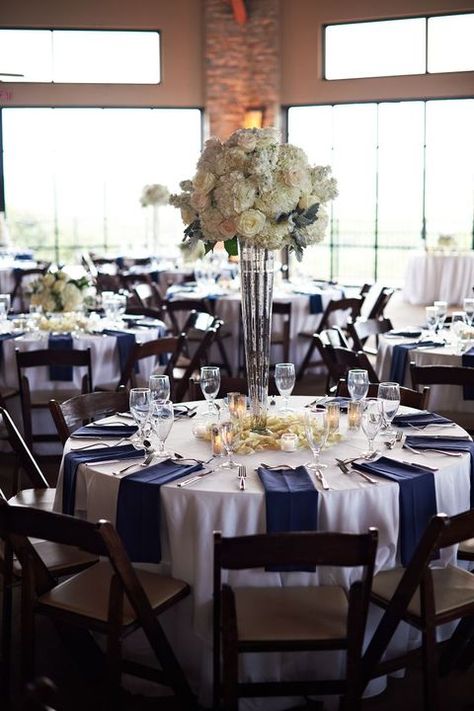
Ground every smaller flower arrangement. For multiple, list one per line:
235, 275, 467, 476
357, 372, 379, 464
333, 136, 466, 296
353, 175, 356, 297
30, 270, 92, 313
140, 184, 170, 207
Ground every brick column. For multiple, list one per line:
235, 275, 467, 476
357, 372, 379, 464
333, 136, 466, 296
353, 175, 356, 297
204, 0, 281, 140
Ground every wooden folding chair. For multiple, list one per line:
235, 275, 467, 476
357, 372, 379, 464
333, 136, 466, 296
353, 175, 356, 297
335, 378, 430, 410
347, 317, 393, 354
410, 362, 474, 390
0, 503, 196, 708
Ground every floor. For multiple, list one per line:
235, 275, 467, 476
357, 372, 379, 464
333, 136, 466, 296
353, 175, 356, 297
2, 289, 474, 710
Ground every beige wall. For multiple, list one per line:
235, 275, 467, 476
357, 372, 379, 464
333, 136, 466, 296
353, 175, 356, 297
280, 0, 474, 106
0, 0, 204, 107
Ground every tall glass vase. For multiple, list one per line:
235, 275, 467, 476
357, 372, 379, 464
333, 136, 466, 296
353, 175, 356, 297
239, 239, 274, 433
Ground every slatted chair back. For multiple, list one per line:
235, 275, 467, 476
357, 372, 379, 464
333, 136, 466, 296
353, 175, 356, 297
410, 362, 474, 389
173, 324, 222, 402
361, 511, 474, 710
330, 346, 379, 384
320, 326, 350, 348
336, 379, 430, 410
95, 272, 121, 293
133, 282, 164, 312
366, 287, 395, 320
296, 333, 346, 389
124, 305, 166, 322
165, 298, 213, 335
15, 348, 93, 449
347, 317, 393, 352
213, 528, 378, 710
49, 389, 130, 446
120, 272, 153, 292
11, 267, 49, 313
117, 335, 186, 390
317, 296, 363, 334
0, 503, 194, 707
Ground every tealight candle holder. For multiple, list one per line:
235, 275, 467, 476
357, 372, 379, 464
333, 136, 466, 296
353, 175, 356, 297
326, 402, 340, 434
347, 401, 363, 430
280, 432, 298, 452
228, 392, 247, 421
211, 424, 225, 456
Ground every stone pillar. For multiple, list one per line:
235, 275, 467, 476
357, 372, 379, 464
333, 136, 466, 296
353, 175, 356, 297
204, 0, 281, 140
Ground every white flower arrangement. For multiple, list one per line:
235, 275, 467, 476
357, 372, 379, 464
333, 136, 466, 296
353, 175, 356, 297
140, 183, 170, 207
30, 270, 93, 313
170, 128, 338, 259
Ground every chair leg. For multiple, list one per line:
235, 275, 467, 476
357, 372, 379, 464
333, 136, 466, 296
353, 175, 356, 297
422, 625, 438, 711
0, 551, 14, 702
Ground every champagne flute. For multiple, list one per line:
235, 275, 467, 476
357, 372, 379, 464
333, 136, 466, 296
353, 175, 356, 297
434, 300, 448, 331
450, 311, 468, 354
149, 374, 171, 403
274, 362, 295, 412
360, 398, 383, 457
304, 409, 329, 470
347, 369, 369, 401
200, 366, 220, 416
149, 399, 174, 457
219, 420, 239, 469
425, 306, 439, 337
463, 298, 474, 327
377, 382, 400, 435
129, 387, 151, 446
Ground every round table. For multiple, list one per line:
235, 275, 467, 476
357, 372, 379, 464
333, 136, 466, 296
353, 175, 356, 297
402, 251, 474, 306
54, 396, 472, 709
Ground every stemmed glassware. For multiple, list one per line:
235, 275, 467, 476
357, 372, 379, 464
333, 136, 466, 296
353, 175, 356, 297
463, 298, 474, 327
347, 369, 369, 401
434, 300, 448, 331
200, 366, 220, 417
304, 409, 329, 471
450, 311, 468, 354
219, 420, 239, 469
360, 399, 384, 457
149, 399, 174, 457
149, 374, 171, 403
129, 387, 151, 446
425, 306, 439, 337
377, 382, 400, 435
274, 362, 295, 412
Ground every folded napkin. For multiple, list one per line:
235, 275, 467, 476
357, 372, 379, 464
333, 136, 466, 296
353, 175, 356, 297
406, 436, 474, 508
72, 423, 138, 438
389, 341, 445, 384
116, 458, 203, 563
0, 332, 23, 365
62, 444, 143, 515
388, 329, 423, 338
352, 456, 437, 565
462, 346, 474, 400
48, 333, 73, 381
393, 412, 452, 428
257, 465, 318, 534
173, 405, 195, 419
309, 293, 323, 314
103, 330, 137, 373
326, 396, 351, 412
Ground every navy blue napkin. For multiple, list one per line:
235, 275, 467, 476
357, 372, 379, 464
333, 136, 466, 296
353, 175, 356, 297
406, 436, 474, 508
0, 332, 23, 365
309, 294, 323, 314
388, 329, 423, 338
389, 341, 445, 384
48, 333, 73, 381
352, 456, 437, 565
257, 465, 318, 534
72, 424, 138, 438
393, 412, 452, 428
62, 444, 143, 515
103, 330, 137, 374
116, 458, 203, 563
462, 346, 474, 400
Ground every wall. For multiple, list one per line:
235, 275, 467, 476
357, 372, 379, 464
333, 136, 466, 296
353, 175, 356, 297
0, 0, 204, 107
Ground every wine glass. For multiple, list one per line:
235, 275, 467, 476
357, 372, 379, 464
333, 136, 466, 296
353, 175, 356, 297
360, 399, 383, 457
463, 298, 474, 327
149, 399, 174, 457
129, 387, 151, 446
377, 382, 400, 435
347, 369, 369, 401
274, 362, 295, 412
200, 366, 220, 416
450, 311, 468, 354
149, 374, 171, 403
304, 409, 329, 471
425, 306, 439, 337
219, 420, 239, 469
434, 300, 448, 331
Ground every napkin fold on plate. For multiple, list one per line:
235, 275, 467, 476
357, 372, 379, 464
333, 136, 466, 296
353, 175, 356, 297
406, 436, 474, 507
62, 444, 144, 515
393, 412, 452, 428
116, 458, 203, 563
72, 423, 138, 438
352, 456, 437, 566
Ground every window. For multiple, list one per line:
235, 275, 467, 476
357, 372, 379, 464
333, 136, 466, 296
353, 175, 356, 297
0, 29, 160, 83
2, 108, 202, 261
287, 99, 474, 284
324, 14, 474, 79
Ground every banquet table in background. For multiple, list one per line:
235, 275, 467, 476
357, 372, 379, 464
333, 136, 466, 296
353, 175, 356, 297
54, 397, 472, 709
402, 251, 474, 305
0, 257, 39, 294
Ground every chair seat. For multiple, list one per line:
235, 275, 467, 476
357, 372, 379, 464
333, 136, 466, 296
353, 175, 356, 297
11, 541, 98, 576
234, 585, 348, 642
9, 487, 56, 511
38, 560, 189, 625
459, 538, 474, 555
372, 564, 474, 618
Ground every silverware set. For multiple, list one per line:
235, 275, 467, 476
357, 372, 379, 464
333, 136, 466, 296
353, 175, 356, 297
335, 457, 378, 484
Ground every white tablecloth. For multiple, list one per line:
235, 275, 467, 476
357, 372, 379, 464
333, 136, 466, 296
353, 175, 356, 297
376, 335, 474, 430
54, 396, 472, 709
402, 252, 474, 306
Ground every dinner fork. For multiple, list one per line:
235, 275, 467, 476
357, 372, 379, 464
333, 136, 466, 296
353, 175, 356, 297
113, 450, 155, 475
72, 437, 129, 451
335, 459, 378, 484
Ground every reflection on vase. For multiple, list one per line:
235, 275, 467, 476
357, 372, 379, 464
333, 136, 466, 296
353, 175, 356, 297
239, 239, 274, 433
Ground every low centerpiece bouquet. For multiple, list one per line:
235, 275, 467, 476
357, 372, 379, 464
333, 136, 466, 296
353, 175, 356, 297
30, 269, 93, 313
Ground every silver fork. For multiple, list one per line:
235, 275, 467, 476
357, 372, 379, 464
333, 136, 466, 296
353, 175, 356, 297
72, 438, 129, 451
403, 444, 462, 457
113, 451, 155, 475
335, 459, 378, 484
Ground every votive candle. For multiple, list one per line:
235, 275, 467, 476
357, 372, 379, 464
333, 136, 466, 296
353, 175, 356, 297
211, 425, 225, 456
280, 432, 298, 452
228, 392, 247, 420
347, 400, 362, 430
326, 402, 340, 433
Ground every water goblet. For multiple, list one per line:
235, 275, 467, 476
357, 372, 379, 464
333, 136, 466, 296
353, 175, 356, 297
129, 387, 151, 446
274, 362, 295, 412
149, 374, 171, 403
200, 366, 220, 417
304, 409, 329, 471
360, 398, 384, 457
425, 306, 439, 337
347, 369, 369, 401
149, 399, 174, 457
434, 301, 448, 331
219, 420, 240, 469
450, 311, 468, 354
377, 382, 400, 435
463, 298, 474, 327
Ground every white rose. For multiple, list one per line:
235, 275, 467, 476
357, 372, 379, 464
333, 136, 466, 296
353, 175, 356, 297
190, 191, 211, 211
282, 166, 309, 190
236, 209, 266, 238
235, 130, 257, 152
192, 170, 216, 195
218, 216, 237, 239
233, 179, 256, 213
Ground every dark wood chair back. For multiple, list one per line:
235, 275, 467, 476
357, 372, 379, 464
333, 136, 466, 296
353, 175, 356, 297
133, 282, 164, 312
117, 335, 186, 390
366, 287, 395, 320
49, 388, 130, 445
410, 362, 474, 389
164, 298, 212, 335
213, 528, 378, 710
0, 408, 49, 493
173, 324, 223, 402
347, 317, 393, 352
317, 296, 363, 334
11, 267, 49, 313
120, 272, 153, 292
336, 379, 430, 410
95, 272, 121, 293
330, 346, 379, 383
